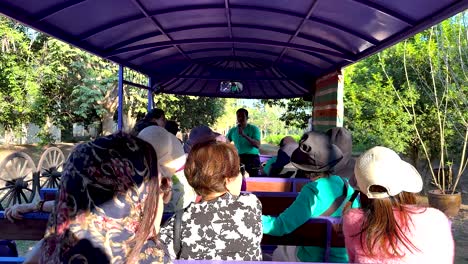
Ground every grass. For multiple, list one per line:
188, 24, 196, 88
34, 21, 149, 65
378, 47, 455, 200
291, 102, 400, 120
15, 240, 37, 256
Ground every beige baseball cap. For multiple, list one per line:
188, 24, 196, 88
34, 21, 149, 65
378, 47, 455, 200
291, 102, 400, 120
138, 125, 186, 178
354, 146, 422, 199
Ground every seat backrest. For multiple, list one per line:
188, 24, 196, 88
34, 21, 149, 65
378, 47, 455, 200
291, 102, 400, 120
245, 177, 293, 192
0, 211, 177, 241
261, 216, 344, 262
0, 212, 48, 240
292, 178, 311, 192
252, 192, 297, 215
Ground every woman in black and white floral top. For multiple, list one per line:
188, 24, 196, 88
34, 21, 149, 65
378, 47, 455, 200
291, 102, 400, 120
159, 139, 262, 260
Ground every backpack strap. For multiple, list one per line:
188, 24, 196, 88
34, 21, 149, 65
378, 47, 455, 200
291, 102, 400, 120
320, 178, 349, 217
173, 209, 184, 259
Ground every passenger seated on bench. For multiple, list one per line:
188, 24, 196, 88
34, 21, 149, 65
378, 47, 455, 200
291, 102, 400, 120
138, 125, 197, 212
343, 146, 454, 263
24, 132, 171, 264
131, 108, 166, 136
265, 136, 298, 177
183, 125, 225, 153
262, 131, 358, 263
160, 140, 262, 260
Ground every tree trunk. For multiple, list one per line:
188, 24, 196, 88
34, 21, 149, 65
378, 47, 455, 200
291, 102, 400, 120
101, 111, 115, 135
123, 110, 136, 133
98, 85, 118, 135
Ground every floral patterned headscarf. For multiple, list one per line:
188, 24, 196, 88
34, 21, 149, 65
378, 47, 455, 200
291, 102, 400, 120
40, 132, 168, 264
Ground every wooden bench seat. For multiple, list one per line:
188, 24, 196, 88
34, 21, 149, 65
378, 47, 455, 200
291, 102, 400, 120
0, 212, 174, 241
0, 211, 49, 240
0, 214, 343, 263
0, 191, 344, 262
37, 178, 312, 201
262, 217, 344, 248
172, 259, 337, 264
245, 177, 293, 192
0, 257, 338, 264
245, 177, 310, 192
251, 191, 297, 215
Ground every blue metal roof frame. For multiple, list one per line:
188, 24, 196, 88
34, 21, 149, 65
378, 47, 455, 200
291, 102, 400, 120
0, 0, 466, 99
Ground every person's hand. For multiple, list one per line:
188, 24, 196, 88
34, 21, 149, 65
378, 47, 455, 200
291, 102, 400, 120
237, 125, 245, 136
161, 177, 173, 204
4, 203, 35, 223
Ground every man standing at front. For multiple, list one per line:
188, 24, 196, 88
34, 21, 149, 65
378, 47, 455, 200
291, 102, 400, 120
227, 108, 261, 177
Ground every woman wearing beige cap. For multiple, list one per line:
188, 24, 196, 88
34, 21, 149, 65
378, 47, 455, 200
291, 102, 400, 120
343, 146, 454, 263
138, 125, 197, 212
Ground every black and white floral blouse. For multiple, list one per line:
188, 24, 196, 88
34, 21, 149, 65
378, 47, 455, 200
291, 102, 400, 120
159, 192, 263, 260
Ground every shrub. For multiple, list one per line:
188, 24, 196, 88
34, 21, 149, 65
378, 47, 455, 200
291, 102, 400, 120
263, 134, 302, 145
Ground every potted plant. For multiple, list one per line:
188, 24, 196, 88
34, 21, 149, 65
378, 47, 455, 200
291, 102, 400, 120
412, 25, 468, 217
379, 20, 468, 217
425, 132, 467, 217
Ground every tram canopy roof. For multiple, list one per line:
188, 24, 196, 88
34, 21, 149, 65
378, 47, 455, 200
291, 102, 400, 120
0, 0, 466, 99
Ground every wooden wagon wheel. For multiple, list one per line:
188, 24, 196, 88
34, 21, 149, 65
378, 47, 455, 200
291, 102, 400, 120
0, 152, 37, 210
37, 147, 65, 189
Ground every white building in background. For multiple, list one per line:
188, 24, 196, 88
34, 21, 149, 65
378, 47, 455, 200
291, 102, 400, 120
0, 120, 117, 145
73, 122, 107, 139
0, 123, 61, 144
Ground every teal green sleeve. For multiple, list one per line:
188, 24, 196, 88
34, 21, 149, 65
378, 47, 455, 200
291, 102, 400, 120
263, 157, 277, 175
262, 185, 317, 236
346, 180, 361, 209
227, 128, 233, 141
351, 192, 361, 208
252, 125, 261, 141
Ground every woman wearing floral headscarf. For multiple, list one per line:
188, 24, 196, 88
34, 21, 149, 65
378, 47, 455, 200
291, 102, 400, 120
23, 132, 170, 264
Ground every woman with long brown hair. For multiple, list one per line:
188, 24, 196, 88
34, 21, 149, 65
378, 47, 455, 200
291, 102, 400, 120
24, 132, 171, 264
343, 146, 454, 263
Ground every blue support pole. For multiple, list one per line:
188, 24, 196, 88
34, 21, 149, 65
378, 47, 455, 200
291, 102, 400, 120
147, 76, 153, 112
117, 65, 124, 131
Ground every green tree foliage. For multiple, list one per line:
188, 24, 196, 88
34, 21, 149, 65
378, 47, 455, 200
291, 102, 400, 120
261, 13, 467, 160
214, 99, 303, 138
379, 14, 467, 191
155, 94, 225, 132
248, 102, 303, 137
0, 16, 227, 138
34, 38, 90, 128
262, 98, 312, 129
0, 17, 37, 132
344, 60, 414, 153
213, 98, 238, 134
378, 14, 467, 161
70, 55, 117, 126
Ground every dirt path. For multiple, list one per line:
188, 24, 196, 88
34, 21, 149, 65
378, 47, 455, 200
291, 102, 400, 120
453, 205, 468, 263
